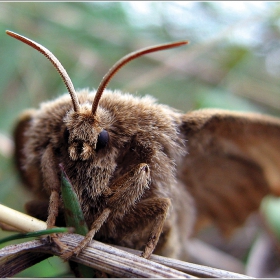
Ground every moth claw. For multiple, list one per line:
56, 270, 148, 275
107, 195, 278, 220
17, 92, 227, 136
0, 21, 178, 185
46, 233, 68, 252
60, 250, 75, 261
141, 248, 152, 259
60, 245, 84, 261
140, 252, 145, 258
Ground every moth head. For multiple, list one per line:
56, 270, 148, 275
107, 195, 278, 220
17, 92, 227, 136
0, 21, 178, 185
6, 30, 187, 161
64, 107, 109, 161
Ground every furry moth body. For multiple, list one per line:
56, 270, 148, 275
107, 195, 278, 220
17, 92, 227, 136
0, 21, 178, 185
9, 30, 280, 261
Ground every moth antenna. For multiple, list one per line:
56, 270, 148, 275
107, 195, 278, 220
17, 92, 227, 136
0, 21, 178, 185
6, 30, 80, 112
91, 40, 188, 116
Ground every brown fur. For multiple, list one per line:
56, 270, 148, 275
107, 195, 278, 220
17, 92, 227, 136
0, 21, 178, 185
15, 88, 280, 260
11, 33, 280, 262
15, 90, 195, 259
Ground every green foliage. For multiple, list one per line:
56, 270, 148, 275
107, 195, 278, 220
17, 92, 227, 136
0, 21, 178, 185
262, 196, 280, 240
0, 227, 69, 245
60, 166, 94, 277
16, 256, 71, 278
61, 167, 89, 236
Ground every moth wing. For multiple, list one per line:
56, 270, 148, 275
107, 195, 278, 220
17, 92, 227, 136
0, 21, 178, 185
179, 108, 280, 235
14, 109, 43, 193
14, 110, 66, 224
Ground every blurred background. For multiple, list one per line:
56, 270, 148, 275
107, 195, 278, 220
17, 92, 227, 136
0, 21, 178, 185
1, 1, 280, 277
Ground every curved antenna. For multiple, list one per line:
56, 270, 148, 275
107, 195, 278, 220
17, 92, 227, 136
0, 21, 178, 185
91, 40, 188, 116
6, 30, 80, 112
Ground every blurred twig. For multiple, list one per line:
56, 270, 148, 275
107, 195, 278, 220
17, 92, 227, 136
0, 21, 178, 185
0, 204, 47, 233
246, 231, 276, 277
187, 238, 245, 273
0, 132, 13, 158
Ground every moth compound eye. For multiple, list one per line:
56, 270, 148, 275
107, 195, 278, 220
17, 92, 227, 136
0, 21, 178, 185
63, 128, 70, 143
96, 129, 109, 151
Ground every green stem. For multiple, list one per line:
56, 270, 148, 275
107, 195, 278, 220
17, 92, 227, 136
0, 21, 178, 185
0, 227, 69, 245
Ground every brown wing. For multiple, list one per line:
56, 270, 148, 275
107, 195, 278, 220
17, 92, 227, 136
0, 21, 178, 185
178, 108, 280, 235
14, 109, 35, 184
13, 109, 46, 198
14, 109, 57, 221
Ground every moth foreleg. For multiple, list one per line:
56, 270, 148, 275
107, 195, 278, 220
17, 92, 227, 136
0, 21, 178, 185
41, 145, 61, 228
61, 208, 111, 260
60, 163, 150, 260
136, 197, 171, 258
41, 146, 66, 248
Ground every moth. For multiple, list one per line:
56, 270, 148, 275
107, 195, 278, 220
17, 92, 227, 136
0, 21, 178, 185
9, 30, 280, 262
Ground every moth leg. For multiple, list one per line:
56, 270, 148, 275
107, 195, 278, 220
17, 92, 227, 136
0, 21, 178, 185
41, 145, 61, 228
41, 145, 66, 249
61, 208, 111, 260
47, 190, 60, 228
60, 163, 150, 260
133, 197, 171, 258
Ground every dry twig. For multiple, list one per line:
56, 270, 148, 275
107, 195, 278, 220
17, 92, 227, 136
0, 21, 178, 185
0, 204, 254, 278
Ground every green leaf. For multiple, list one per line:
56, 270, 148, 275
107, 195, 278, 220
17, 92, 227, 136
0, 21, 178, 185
60, 164, 94, 277
60, 165, 89, 236
0, 227, 69, 245
261, 196, 280, 240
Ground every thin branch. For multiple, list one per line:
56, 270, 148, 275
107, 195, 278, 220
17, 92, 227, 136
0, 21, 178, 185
0, 234, 193, 278
0, 203, 254, 278
0, 204, 46, 233
115, 246, 252, 279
